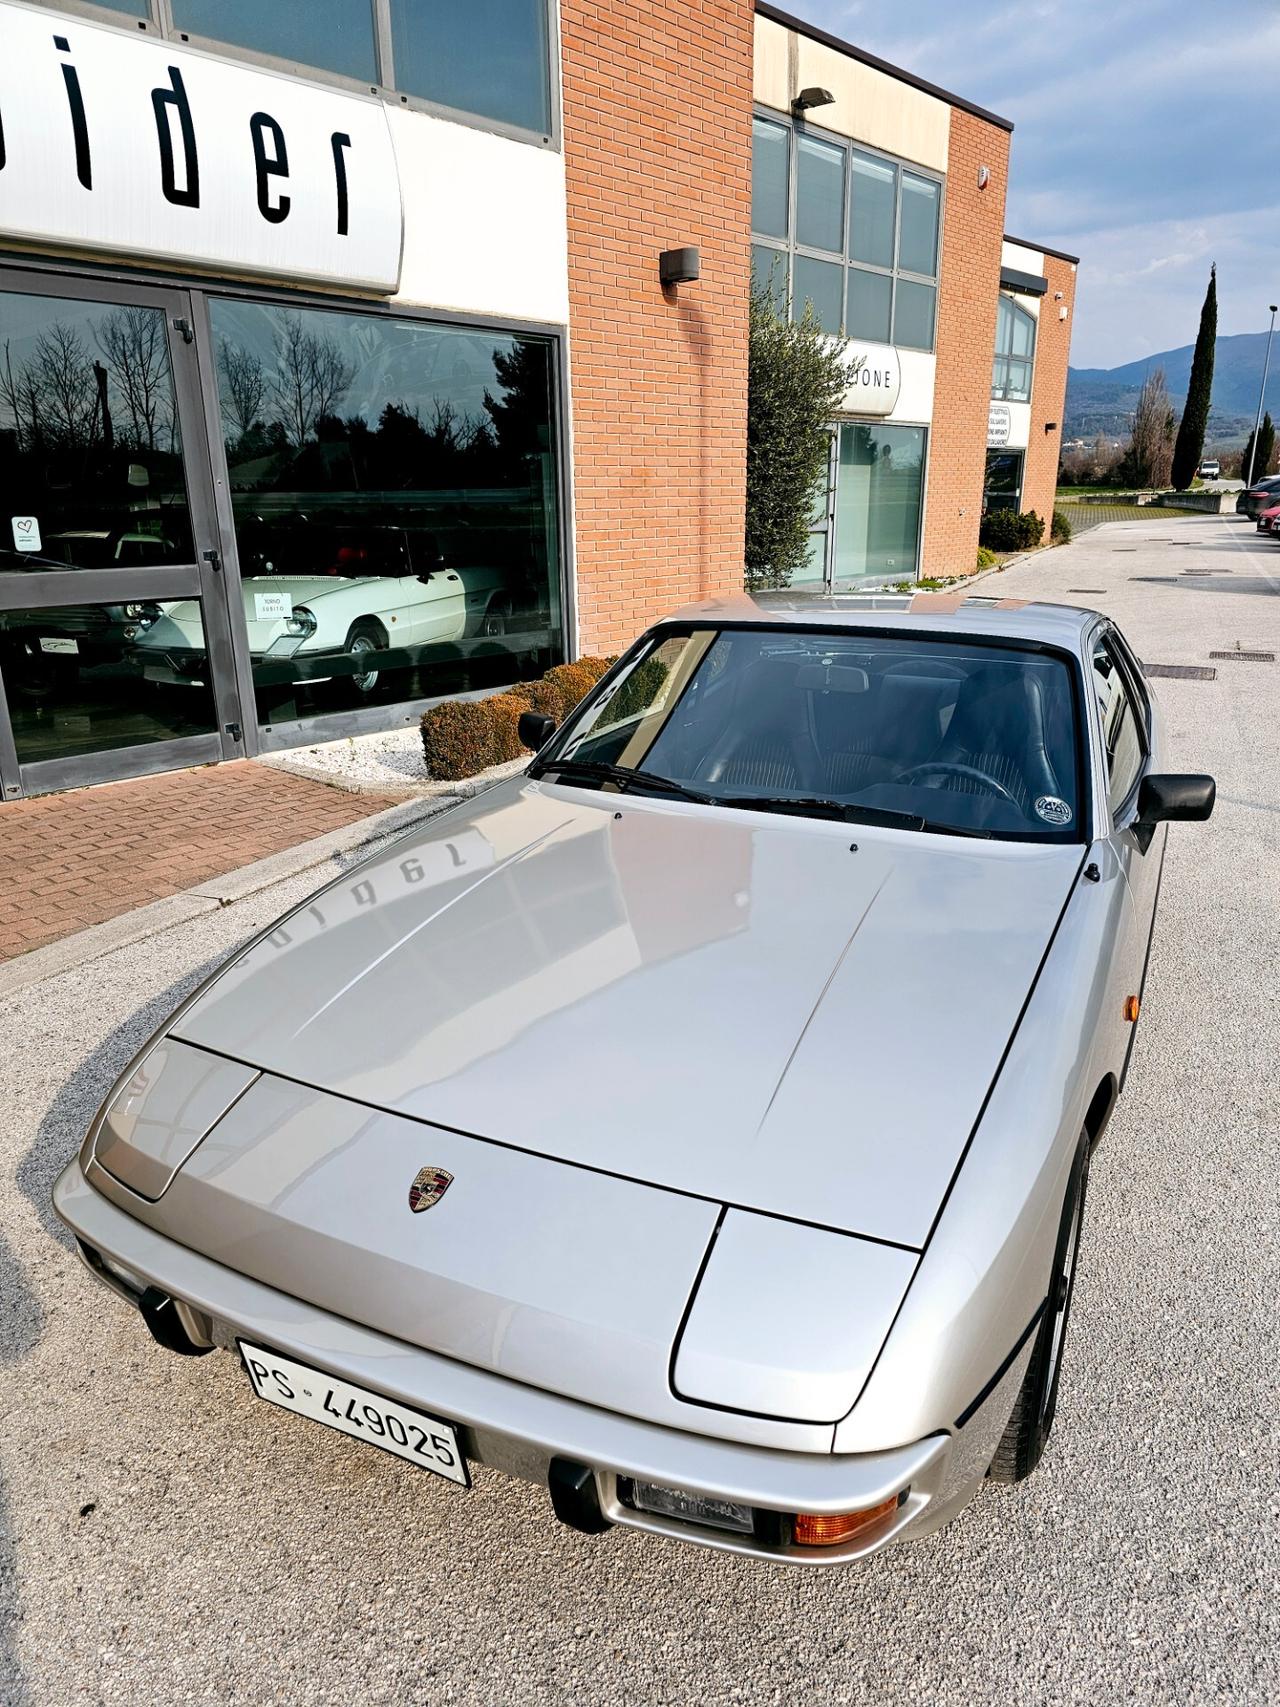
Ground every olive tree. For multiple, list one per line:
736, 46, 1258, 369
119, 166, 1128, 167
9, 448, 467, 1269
746, 273, 857, 590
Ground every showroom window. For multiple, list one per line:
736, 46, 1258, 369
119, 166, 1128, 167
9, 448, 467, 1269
751, 114, 942, 352
33, 0, 555, 139
208, 298, 563, 732
992, 295, 1036, 402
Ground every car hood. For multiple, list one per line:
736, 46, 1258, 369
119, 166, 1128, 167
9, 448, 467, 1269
169, 777, 1081, 1250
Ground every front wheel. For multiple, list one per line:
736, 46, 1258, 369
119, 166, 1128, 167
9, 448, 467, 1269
344, 621, 387, 696
987, 1131, 1091, 1483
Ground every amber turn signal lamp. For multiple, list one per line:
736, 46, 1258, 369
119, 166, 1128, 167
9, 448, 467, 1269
794, 1494, 900, 1547
1124, 995, 1141, 1023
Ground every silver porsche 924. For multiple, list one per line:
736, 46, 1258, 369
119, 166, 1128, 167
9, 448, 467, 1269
55, 592, 1215, 1566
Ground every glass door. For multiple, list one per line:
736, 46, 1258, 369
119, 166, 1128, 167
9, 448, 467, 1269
792, 430, 836, 589
0, 269, 244, 799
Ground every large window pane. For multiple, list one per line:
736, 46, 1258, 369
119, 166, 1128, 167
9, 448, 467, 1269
849, 151, 896, 269
99, 0, 151, 15
393, 0, 551, 134
796, 135, 844, 254
898, 173, 940, 278
0, 290, 193, 574
208, 299, 563, 731
792, 256, 843, 336
832, 423, 925, 582
752, 245, 789, 318
1, 597, 216, 764
752, 117, 790, 240
1004, 358, 1033, 402
171, 1, 377, 82
846, 266, 892, 344
893, 278, 936, 351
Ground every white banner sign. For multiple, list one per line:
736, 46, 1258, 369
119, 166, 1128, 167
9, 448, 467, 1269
987, 402, 1012, 448
839, 341, 902, 417
0, 3, 403, 292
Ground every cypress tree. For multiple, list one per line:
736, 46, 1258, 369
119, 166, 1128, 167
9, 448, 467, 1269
1256, 412, 1276, 481
1171, 265, 1217, 489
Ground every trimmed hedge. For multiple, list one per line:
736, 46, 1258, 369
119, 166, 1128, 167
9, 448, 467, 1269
420, 656, 613, 781
978, 508, 1046, 552
1050, 506, 1073, 544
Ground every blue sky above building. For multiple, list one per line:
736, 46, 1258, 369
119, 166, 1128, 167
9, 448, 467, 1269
792, 0, 1275, 368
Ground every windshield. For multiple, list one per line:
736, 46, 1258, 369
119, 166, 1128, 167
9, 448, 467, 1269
540, 626, 1083, 842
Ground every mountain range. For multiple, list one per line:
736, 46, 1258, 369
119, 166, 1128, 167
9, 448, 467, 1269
1065, 331, 1279, 445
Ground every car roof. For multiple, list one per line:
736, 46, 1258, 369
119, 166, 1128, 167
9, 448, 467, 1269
655, 590, 1099, 654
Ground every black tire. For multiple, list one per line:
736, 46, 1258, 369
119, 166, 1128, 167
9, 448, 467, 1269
343, 619, 387, 697
988, 1131, 1091, 1483
480, 602, 510, 639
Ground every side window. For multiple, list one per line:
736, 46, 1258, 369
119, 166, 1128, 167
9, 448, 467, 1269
1091, 637, 1145, 814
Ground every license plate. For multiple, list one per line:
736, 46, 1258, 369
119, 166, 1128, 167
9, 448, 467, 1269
238, 1341, 469, 1486
39, 636, 78, 655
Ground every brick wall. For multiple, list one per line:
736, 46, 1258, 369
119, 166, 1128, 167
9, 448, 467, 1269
922, 108, 1010, 576
1022, 253, 1078, 527
560, 0, 754, 656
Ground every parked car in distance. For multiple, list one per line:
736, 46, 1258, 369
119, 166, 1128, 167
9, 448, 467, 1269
1197, 459, 1220, 479
1237, 475, 1280, 517
1255, 502, 1280, 532
55, 593, 1215, 1567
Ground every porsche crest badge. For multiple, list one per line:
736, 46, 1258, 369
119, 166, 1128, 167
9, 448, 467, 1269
408, 1166, 453, 1213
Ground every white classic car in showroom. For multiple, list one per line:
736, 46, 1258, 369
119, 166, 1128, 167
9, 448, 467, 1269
132, 564, 515, 694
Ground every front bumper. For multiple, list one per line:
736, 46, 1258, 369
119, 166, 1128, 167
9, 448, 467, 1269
55, 1158, 953, 1566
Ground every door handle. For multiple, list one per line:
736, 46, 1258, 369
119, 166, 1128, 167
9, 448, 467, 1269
202, 549, 222, 574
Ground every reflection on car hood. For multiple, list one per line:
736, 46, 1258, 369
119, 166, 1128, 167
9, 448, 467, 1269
173, 777, 1082, 1248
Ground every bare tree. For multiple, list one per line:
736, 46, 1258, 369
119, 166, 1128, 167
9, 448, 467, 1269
217, 339, 267, 444
267, 312, 355, 447
30, 321, 100, 448
96, 306, 172, 451
1121, 368, 1176, 489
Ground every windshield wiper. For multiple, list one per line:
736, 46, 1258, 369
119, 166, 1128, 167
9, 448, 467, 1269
720, 797, 926, 827
720, 797, 995, 838
535, 758, 714, 804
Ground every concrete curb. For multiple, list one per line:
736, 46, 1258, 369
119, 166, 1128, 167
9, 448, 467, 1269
0, 791, 464, 999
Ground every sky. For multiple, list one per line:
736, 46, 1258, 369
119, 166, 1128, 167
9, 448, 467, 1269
787, 0, 1278, 369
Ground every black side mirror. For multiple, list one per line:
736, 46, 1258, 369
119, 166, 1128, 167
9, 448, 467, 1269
518, 711, 556, 752
1134, 773, 1215, 849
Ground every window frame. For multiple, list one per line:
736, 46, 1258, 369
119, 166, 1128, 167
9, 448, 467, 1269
28, 0, 560, 150
751, 108, 945, 354
1090, 628, 1149, 823
991, 292, 1037, 403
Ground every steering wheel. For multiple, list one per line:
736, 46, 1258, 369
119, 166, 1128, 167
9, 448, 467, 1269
894, 760, 1019, 805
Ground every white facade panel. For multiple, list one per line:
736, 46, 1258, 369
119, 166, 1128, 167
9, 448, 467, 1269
836, 344, 934, 424
390, 107, 569, 326
0, 1, 403, 292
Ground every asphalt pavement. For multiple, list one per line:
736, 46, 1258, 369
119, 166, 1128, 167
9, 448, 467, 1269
1, 511, 1277, 1705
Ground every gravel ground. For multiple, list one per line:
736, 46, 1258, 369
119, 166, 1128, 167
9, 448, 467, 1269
262, 725, 439, 792
2, 512, 1278, 1705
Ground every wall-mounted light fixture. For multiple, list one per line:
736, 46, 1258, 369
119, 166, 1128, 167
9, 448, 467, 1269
659, 246, 700, 288
1053, 290, 1065, 301
792, 86, 834, 114
1045, 421, 1059, 434
977, 165, 990, 190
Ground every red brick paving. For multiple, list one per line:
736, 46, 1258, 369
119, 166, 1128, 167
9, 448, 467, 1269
0, 762, 402, 963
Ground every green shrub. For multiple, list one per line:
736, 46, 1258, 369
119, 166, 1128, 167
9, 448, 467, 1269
1050, 507, 1073, 544
419, 655, 613, 781
978, 508, 1046, 552
976, 546, 998, 570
